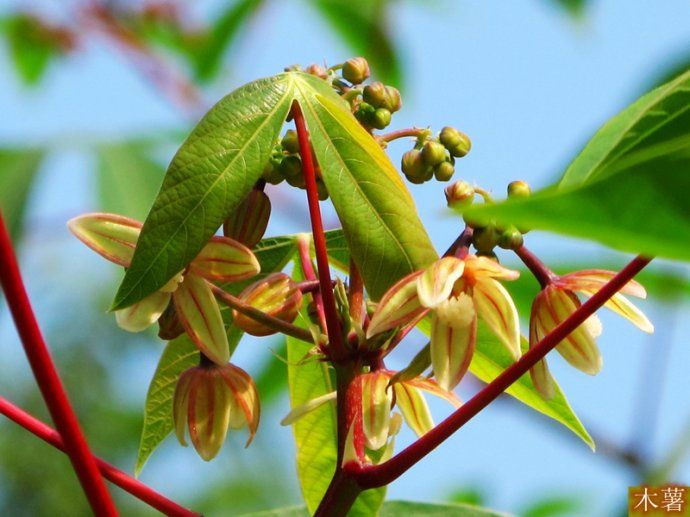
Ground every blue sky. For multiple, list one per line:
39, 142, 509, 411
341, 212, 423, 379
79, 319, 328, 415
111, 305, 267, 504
1, 1, 689, 515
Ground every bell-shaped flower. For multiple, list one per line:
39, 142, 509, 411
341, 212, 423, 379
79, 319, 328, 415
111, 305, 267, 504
367, 255, 521, 390
173, 363, 260, 461
68, 212, 260, 365
529, 270, 653, 399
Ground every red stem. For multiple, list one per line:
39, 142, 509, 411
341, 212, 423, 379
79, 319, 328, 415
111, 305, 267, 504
0, 213, 117, 516
0, 396, 198, 517
515, 245, 557, 288
348, 255, 652, 488
297, 236, 328, 333
292, 102, 347, 361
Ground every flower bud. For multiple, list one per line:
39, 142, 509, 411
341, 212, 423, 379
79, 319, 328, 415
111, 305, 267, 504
421, 141, 447, 167
498, 226, 524, 250
67, 213, 141, 267
281, 129, 300, 155
370, 108, 392, 130
362, 81, 387, 108
439, 127, 471, 157
281, 155, 305, 188
262, 159, 283, 185
173, 363, 260, 461
384, 85, 402, 112
472, 225, 499, 252
361, 371, 393, 450
434, 161, 455, 182
305, 63, 328, 79
401, 149, 431, 183
223, 190, 271, 248
233, 273, 303, 336
316, 179, 329, 201
342, 57, 370, 84
445, 180, 474, 209
507, 180, 531, 198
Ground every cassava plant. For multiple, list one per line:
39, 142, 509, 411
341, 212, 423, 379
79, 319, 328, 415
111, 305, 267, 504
2, 56, 690, 516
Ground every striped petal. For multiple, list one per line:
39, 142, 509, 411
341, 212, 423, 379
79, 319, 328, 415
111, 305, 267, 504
115, 290, 170, 332
67, 212, 141, 267
219, 363, 260, 447
559, 269, 647, 298
578, 288, 654, 333
404, 376, 462, 409
173, 275, 230, 366
528, 305, 556, 400
187, 369, 231, 461
189, 236, 260, 283
464, 255, 520, 280
393, 383, 433, 437
367, 271, 425, 338
430, 293, 477, 391
173, 368, 196, 447
536, 287, 602, 375
473, 277, 521, 360
361, 372, 393, 451
417, 257, 465, 308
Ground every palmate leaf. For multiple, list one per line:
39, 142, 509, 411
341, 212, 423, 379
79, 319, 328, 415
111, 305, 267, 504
287, 258, 385, 515
464, 68, 690, 262
114, 72, 436, 310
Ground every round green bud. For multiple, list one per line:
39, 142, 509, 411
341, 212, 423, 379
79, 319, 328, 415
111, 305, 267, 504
498, 226, 524, 250
281, 130, 300, 154
434, 161, 455, 182
507, 180, 531, 198
445, 180, 474, 208
262, 160, 284, 185
342, 57, 370, 84
439, 127, 472, 157
384, 85, 402, 112
281, 155, 303, 181
363, 82, 387, 108
370, 108, 392, 130
316, 180, 329, 201
355, 102, 375, 125
401, 149, 430, 181
421, 141, 447, 166
472, 225, 499, 253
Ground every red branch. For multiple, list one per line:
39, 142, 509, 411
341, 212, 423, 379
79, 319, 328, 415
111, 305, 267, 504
291, 102, 347, 361
515, 245, 557, 288
0, 213, 117, 516
0, 396, 198, 517
347, 255, 652, 488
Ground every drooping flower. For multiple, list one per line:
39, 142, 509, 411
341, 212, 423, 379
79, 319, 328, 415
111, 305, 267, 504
367, 255, 521, 390
173, 363, 260, 461
529, 270, 654, 399
68, 212, 260, 364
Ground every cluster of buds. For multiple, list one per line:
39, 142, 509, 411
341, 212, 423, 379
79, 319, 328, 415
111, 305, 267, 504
401, 127, 471, 185
261, 129, 329, 200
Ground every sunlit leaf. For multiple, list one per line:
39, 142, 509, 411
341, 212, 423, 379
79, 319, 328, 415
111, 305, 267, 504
465, 69, 690, 262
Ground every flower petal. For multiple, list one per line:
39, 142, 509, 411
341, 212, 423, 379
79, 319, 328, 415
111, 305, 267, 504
361, 372, 393, 451
393, 383, 433, 437
189, 236, 261, 283
173, 368, 195, 447
559, 270, 647, 298
430, 294, 477, 391
417, 257, 466, 308
528, 307, 556, 400
578, 288, 654, 333
473, 277, 521, 360
537, 287, 602, 375
67, 212, 141, 267
367, 271, 425, 338
280, 391, 336, 426
187, 369, 231, 461
464, 255, 520, 281
173, 275, 230, 366
219, 363, 260, 447
115, 290, 170, 332
404, 376, 462, 408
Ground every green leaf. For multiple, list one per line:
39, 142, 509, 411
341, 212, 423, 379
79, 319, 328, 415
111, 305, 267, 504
0, 148, 43, 241
237, 500, 510, 516
135, 336, 199, 476
310, 0, 402, 87
112, 74, 294, 310
464, 69, 690, 262
551, 0, 588, 18
418, 318, 594, 449
2, 14, 62, 85
293, 73, 438, 299
192, 0, 265, 82
97, 143, 166, 220
520, 495, 584, 517
287, 258, 385, 515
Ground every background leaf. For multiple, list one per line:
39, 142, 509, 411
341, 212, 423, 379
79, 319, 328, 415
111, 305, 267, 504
97, 142, 166, 220
294, 73, 438, 299
113, 74, 294, 310
0, 148, 44, 241
236, 500, 510, 516
310, 0, 402, 87
465, 68, 690, 262
135, 336, 199, 476
2, 14, 63, 85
